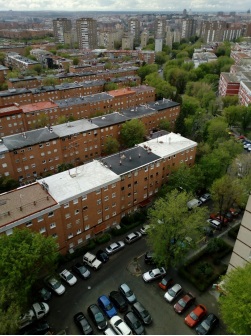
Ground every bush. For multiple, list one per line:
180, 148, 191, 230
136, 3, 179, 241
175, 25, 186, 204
95, 233, 111, 245
110, 221, 142, 237
206, 238, 227, 254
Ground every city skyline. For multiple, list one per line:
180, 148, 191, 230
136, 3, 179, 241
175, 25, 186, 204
1, 0, 250, 13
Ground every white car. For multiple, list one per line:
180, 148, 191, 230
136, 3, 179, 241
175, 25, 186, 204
142, 267, 166, 282
139, 225, 151, 235
207, 219, 222, 230
110, 315, 132, 335
124, 231, 142, 244
46, 276, 65, 295
199, 193, 211, 203
59, 269, 77, 286
19, 302, 50, 329
105, 241, 125, 255
164, 284, 183, 303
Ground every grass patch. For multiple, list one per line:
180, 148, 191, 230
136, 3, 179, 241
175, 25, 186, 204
178, 238, 232, 292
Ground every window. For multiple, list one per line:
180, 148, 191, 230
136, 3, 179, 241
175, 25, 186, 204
48, 211, 54, 217
97, 199, 101, 205
104, 196, 109, 201
105, 215, 110, 220
68, 233, 73, 239
37, 216, 43, 222
82, 195, 87, 200
85, 225, 90, 231
40, 227, 46, 234
98, 218, 102, 224
112, 192, 116, 198
77, 229, 81, 235
50, 223, 56, 229
26, 221, 32, 227
112, 183, 116, 188
67, 223, 72, 229
104, 186, 108, 191
84, 215, 88, 221
52, 233, 58, 238
75, 209, 80, 215
2, 163, 7, 168
64, 203, 69, 208
65, 213, 71, 219
96, 189, 101, 194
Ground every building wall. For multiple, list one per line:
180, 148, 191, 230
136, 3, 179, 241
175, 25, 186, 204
218, 73, 240, 97
227, 195, 251, 273
76, 18, 98, 50
239, 81, 251, 106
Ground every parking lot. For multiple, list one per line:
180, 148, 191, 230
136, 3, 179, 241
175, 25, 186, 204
46, 236, 227, 335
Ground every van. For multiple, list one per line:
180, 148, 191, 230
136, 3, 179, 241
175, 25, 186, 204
187, 198, 202, 210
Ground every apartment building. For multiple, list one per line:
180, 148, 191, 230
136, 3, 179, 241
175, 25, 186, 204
0, 99, 180, 183
0, 104, 26, 137
181, 19, 196, 39
122, 32, 134, 50
52, 18, 72, 44
200, 21, 242, 43
227, 195, 251, 273
0, 65, 9, 83
218, 73, 240, 96
239, 81, 251, 106
76, 18, 98, 50
154, 17, 167, 39
0, 132, 197, 254
129, 18, 141, 45
5, 53, 40, 72
140, 31, 149, 48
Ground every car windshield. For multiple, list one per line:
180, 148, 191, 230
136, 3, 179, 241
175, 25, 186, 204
66, 273, 73, 281
105, 303, 113, 311
141, 309, 149, 318
161, 278, 167, 285
149, 271, 155, 277
52, 280, 60, 289
178, 299, 186, 307
168, 289, 175, 297
190, 312, 198, 321
125, 290, 133, 297
115, 319, 122, 327
133, 320, 141, 328
95, 312, 104, 322
201, 321, 210, 330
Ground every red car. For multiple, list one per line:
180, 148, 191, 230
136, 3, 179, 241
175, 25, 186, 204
173, 293, 195, 314
184, 304, 207, 327
158, 275, 174, 290
210, 213, 228, 226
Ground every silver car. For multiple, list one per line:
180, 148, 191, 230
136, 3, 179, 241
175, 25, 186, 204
106, 241, 125, 255
164, 284, 182, 303
119, 283, 137, 304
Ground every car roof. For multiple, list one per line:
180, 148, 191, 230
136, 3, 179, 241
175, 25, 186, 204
99, 295, 110, 304
172, 284, 181, 291
127, 232, 137, 238
120, 283, 130, 291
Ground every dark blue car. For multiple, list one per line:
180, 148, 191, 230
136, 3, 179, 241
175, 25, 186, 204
98, 295, 117, 319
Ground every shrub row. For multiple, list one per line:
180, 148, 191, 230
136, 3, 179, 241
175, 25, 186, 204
228, 224, 241, 239
110, 221, 142, 237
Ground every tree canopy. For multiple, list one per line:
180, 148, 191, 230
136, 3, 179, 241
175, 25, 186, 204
103, 137, 120, 154
0, 229, 58, 334
120, 119, 146, 148
218, 262, 251, 334
147, 190, 207, 268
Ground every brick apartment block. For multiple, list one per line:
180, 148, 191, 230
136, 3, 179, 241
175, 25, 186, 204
0, 132, 196, 254
0, 99, 180, 183
0, 85, 155, 135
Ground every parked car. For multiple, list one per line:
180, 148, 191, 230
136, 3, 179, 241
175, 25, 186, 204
104, 327, 117, 335
83, 252, 102, 270
59, 269, 77, 286
139, 225, 151, 235
87, 304, 107, 330
142, 267, 166, 282
144, 251, 155, 265
118, 283, 137, 304
110, 315, 132, 335
184, 304, 207, 328
96, 249, 109, 263
23, 320, 50, 335
195, 313, 219, 335
19, 302, 50, 329
229, 207, 241, 217
38, 288, 52, 302
105, 241, 125, 255
215, 215, 228, 226
173, 292, 196, 314
132, 301, 152, 325
98, 295, 117, 319
109, 291, 128, 313
124, 311, 145, 335
207, 219, 222, 231
45, 276, 65, 296
164, 284, 183, 303
158, 275, 174, 290
199, 193, 211, 203
187, 198, 202, 209
74, 312, 93, 335
223, 212, 234, 222
72, 262, 91, 279
124, 231, 142, 244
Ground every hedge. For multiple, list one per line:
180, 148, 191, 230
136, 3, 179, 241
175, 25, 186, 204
228, 224, 241, 239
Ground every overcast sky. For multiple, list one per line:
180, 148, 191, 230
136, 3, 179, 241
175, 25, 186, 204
1, 0, 250, 12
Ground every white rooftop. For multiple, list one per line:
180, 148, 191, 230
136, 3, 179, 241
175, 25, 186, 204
38, 160, 120, 203
53, 119, 98, 137
139, 132, 197, 158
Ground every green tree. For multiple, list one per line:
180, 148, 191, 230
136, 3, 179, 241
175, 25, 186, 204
223, 105, 245, 127
0, 52, 6, 65
147, 190, 207, 268
0, 176, 19, 193
104, 82, 118, 91
72, 57, 79, 66
155, 51, 169, 66
57, 162, 74, 172
42, 77, 59, 86
206, 117, 229, 146
210, 175, 246, 215
158, 119, 170, 131
222, 95, 239, 108
145, 72, 175, 99
33, 64, 43, 75
103, 137, 120, 154
137, 64, 158, 82
0, 229, 58, 334
120, 119, 146, 148
218, 262, 251, 334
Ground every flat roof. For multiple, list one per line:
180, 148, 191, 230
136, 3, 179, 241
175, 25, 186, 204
131, 85, 155, 93
0, 183, 57, 228
139, 132, 197, 158
39, 160, 120, 203
52, 119, 98, 137
108, 87, 136, 97
0, 88, 31, 97
0, 142, 9, 154
221, 72, 239, 83
102, 146, 160, 175
3, 127, 58, 150
122, 105, 155, 119
241, 81, 251, 90
21, 101, 58, 113
148, 99, 180, 111
0, 105, 23, 116
91, 112, 129, 127
55, 92, 113, 107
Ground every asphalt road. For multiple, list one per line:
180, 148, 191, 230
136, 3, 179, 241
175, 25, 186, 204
46, 236, 228, 335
